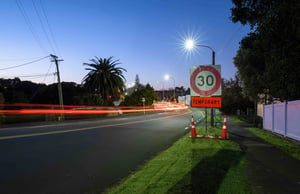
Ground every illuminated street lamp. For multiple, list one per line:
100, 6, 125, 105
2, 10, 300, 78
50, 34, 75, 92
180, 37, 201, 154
184, 39, 215, 65
184, 38, 215, 126
164, 74, 176, 102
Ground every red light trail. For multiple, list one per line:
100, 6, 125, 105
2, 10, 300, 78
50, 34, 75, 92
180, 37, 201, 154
0, 102, 188, 115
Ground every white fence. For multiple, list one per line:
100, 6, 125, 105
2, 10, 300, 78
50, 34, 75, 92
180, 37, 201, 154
263, 100, 300, 141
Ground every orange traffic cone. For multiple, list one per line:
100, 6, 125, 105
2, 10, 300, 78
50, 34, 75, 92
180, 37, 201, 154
190, 115, 197, 138
222, 115, 228, 139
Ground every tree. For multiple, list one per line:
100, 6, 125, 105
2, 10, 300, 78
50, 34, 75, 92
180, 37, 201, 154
221, 75, 252, 115
231, 0, 300, 100
0, 78, 101, 105
233, 32, 266, 99
127, 74, 144, 96
134, 74, 144, 89
73, 93, 105, 106
122, 84, 158, 106
82, 57, 127, 102
0, 93, 4, 124
60, 82, 85, 105
34, 83, 59, 104
0, 78, 46, 104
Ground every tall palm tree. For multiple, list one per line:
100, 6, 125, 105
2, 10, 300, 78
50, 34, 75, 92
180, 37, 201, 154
82, 56, 126, 101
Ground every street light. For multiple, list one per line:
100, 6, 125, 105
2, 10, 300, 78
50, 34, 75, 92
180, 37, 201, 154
184, 39, 215, 126
164, 74, 176, 102
184, 39, 215, 65
157, 80, 165, 101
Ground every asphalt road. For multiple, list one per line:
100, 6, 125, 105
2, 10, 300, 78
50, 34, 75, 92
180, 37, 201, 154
0, 109, 202, 194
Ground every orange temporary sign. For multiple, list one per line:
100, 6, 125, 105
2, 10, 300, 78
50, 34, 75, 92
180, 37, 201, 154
191, 96, 222, 108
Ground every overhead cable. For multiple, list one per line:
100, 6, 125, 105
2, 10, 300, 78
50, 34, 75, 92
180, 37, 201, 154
32, 0, 56, 54
8, 73, 56, 78
218, 24, 243, 54
39, 0, 61, 55
42, 61, 54, 82
15, 0, 47, 54
0, 56, 50, 71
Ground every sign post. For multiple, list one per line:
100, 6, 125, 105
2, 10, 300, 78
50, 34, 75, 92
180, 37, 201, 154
142, 97, 146, 115
190, 65, 222, 134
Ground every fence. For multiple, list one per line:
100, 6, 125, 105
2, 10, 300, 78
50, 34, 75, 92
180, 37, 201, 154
263, 100, 300, 141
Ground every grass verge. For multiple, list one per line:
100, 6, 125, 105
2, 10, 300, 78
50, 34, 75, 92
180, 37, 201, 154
104, 126, 251, 194
230, 116, 244, 123
247, 128, 300, 160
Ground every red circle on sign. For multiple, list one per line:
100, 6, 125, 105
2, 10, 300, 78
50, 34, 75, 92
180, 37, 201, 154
190, 66, 221, 96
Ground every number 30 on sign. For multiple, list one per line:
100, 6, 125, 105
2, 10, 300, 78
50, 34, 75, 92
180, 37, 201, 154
190, 65, 221, 97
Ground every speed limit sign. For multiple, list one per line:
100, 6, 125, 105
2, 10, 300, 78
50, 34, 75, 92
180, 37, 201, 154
190, 65, 221, 96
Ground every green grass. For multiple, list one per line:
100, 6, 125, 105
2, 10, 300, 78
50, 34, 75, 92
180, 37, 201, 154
213, 114, 222, 123
230, 116, 244, 123
104, 126, 251, 194
247, 128, 300, 160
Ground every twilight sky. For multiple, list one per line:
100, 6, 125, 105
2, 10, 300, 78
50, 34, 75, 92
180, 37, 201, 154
0, 0, 250, 90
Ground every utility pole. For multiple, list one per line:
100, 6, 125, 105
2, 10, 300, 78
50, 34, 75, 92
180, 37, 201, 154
50, 54, 64, 120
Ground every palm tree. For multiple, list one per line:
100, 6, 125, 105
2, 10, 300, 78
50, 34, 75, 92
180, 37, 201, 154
82, 56, 126, 101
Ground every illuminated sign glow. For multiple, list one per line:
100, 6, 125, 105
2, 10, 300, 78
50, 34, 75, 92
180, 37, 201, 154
191, 97, 222, 108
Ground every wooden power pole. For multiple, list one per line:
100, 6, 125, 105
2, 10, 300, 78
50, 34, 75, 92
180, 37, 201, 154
50, 54, 64, 120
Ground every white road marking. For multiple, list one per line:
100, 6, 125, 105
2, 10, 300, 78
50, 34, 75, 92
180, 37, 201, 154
0, 111, 190, 140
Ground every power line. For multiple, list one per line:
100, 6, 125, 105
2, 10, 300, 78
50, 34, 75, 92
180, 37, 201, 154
218, 24, 244, 54
19, 73, 55, 78
32, 0, 56, 54
0, 56, 49, 71
0, 56, 46, 62
42, 61, 54, 82
15, 0, 47, 55
3, 73, 56, 79
39, 0, 61, 55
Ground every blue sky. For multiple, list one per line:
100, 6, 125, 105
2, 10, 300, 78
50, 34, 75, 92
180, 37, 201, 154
0, 0, 249, 90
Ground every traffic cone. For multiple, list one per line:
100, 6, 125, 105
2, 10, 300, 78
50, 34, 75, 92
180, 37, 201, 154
222, 115, 228, 139
190, 115, 197, 138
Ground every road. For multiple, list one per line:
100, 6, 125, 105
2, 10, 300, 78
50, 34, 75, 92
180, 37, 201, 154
0, 109, 202, 194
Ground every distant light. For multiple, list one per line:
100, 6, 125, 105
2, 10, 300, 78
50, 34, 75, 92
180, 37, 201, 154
126, 82, 135, 88
184, 39, 195, 50
164, 74, 170, 80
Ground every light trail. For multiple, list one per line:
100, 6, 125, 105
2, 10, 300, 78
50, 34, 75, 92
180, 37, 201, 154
0, 110, 190, 140
0, 103, 152, 109
0, 102, 188, 115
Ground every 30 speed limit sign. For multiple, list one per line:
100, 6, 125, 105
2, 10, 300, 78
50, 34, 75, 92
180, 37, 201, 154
190, 65, 221, 97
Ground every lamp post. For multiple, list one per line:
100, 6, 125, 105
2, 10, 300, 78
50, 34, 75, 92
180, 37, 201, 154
164, 74, 176, 102
185, 39, 215, 65
185, 39, 215, 126
162, 82, 165, 101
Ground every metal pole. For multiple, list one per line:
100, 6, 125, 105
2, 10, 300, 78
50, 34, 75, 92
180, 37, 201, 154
211, 50, 215, 126
196, 45, 216, 127
142, 97, 145, 115
205, 107, 208, 135
212, 51, 215, 65
162, 82, 164, 101
172, 78, 175, 102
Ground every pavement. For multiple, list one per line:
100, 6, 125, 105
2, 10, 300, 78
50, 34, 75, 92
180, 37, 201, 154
227, 118, 300, 194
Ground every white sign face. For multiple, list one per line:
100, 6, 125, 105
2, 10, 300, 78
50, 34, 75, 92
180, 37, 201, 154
190, 65, 221, 97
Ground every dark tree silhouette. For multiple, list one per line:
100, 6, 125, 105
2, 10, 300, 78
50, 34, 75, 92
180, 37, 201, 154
82, 57, 127, 101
